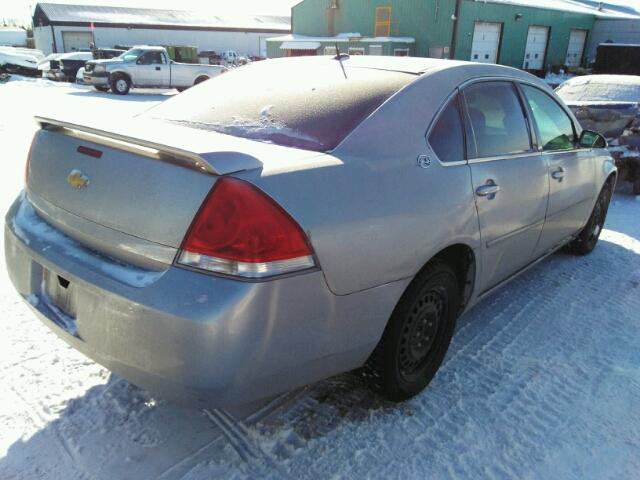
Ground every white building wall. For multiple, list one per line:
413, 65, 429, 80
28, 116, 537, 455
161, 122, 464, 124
34, 25, 279, 57
587, 19, 640, 61
0, 29, 28, 47
33, 27, 55, 54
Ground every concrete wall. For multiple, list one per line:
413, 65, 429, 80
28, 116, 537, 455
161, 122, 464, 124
587, 19, 640, 62
34, 25, 280, 56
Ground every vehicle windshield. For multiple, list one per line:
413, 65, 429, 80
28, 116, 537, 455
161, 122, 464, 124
556, 78, 640, 103
119, 48, 144, 62
145, 58, 415, 152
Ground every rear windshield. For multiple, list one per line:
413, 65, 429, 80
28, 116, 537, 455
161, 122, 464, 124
556, 79, 640, 103
146, 59, 415, 151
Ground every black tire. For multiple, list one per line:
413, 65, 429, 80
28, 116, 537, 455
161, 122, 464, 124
365, 260, 461, 401
194, 76, 209, 86
176, 87, 188, 93
633, 176, 640, 196
565, 180, 613, 256
93, 85, 109, 92
110, 73, 131, 95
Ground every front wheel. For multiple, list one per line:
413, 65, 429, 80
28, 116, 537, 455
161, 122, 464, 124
565, 180, 613, 255
110, 74, 131, 95
364, 260, 460, 401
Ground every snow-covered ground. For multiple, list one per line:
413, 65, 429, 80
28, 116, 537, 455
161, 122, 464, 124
0, 77, 639, 480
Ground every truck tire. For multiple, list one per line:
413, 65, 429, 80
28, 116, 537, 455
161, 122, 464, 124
364, 260, 460, 401
110, 74, 131, 95
94, 85, 109, 92
634, 176, 640, 196
194, 75, 209, 85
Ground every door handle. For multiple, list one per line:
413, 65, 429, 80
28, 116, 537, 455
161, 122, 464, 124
155, 66, 161, 71
551, 167, 566, 181
476, 181, 500, 199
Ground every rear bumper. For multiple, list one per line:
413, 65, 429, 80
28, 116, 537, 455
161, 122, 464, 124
5, 194, 404, 407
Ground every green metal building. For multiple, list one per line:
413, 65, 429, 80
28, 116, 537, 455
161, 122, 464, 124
267, 0, 629, 71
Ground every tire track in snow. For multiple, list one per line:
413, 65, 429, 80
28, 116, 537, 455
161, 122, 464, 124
157, 389, 307, 479
203, 408, 292, 478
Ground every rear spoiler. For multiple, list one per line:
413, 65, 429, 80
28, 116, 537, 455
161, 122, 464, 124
35, 116, 220, 175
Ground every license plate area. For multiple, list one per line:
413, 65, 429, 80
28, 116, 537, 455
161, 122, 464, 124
41, 268, 79, 337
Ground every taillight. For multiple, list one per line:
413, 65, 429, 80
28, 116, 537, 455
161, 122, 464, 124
177, 177, 316, 278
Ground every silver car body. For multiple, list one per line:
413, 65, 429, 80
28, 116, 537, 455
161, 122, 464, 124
83, 45, 225, 89
5, 57, 616, 407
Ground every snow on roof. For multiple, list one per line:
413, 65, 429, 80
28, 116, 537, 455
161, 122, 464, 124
34, 3, 291, 31
471, 0, 640, 19
563, 74, 640, 86
268, 33, 416, 44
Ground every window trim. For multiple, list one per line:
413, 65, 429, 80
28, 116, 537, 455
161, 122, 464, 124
426, 91, 468, 166
375, 6, 392, 37
517, 82, 580, 153
460, 79, 537, 160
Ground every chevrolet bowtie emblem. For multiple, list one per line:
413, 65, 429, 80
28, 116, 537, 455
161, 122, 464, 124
67, 169, 90, 189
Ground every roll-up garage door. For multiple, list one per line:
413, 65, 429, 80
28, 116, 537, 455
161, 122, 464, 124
565, 29, 587, 67
522, 26, 549, 70
62, 31, 93, 52
471, 22, 502, 64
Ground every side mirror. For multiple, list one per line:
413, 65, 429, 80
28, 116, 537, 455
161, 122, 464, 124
136, 58, 142, 65
579, 130, 607, 149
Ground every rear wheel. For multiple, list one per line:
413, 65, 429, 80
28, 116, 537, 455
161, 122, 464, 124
365, 260, 460, 401
94, 85, 109, 92
633, 176, 640, 196
194, 75, 209, 86
565, 180, 613, 255
110, 74, 130, 95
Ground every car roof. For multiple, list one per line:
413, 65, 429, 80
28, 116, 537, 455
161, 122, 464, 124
562, 74, 640, 86
265, 55, 541, 83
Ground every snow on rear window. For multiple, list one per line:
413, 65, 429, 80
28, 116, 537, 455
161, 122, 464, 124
556, 77, 640, 103
146, 59, 415, 152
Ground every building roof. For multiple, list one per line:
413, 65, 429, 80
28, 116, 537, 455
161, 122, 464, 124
475, 0, 640, 19
268, 33, 416, 44
33, 3, 291, 32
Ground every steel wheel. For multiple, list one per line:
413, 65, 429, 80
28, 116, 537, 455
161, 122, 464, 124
398, 288, 446, 378
365, 260, 460, 401
116, 79, 128, 93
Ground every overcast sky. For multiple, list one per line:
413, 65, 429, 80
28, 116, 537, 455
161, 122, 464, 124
2, 0, 300, 24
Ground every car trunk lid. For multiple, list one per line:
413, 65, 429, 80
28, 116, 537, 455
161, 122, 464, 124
25, 116, 331, 268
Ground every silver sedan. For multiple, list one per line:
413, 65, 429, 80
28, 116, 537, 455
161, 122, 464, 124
5, 56, 616, 407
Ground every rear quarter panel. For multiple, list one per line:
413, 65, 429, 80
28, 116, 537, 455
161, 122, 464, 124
241, 66, 493, 296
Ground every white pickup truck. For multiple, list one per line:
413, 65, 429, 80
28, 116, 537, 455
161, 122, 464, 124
83, 46, 226, 94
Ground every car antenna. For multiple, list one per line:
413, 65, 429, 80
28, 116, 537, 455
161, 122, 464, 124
334, 42, 348, 79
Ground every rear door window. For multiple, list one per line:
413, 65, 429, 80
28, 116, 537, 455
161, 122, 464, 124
463, 81, 532, 158
521, 84, 576, 151
428, 95, 465, 163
